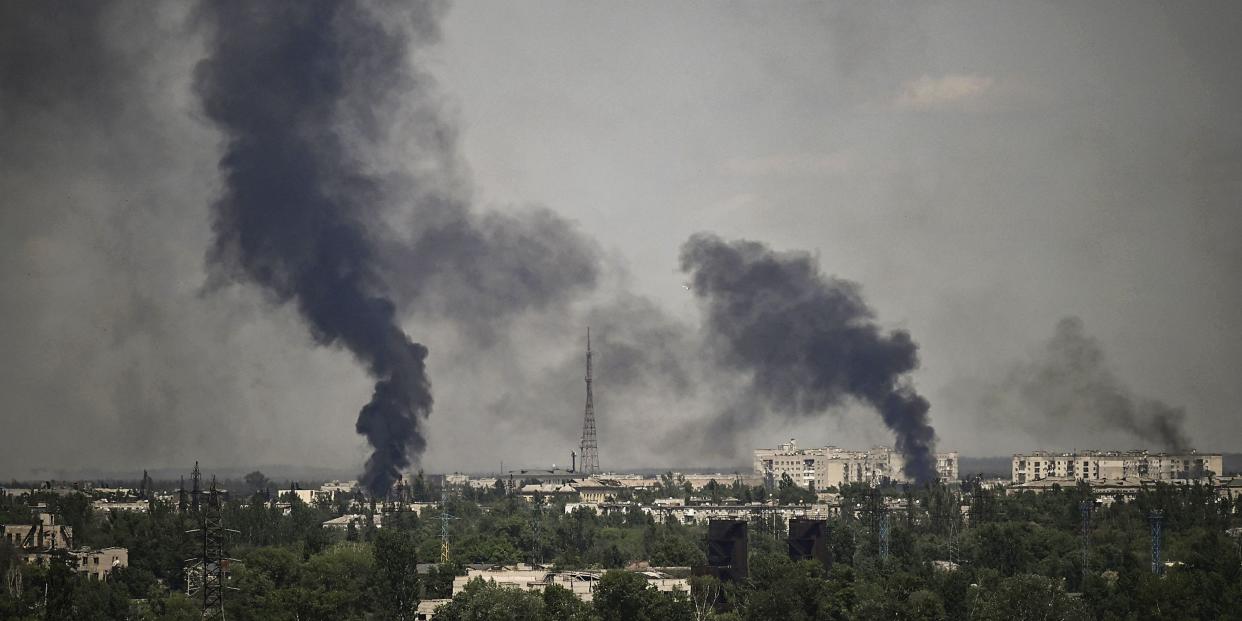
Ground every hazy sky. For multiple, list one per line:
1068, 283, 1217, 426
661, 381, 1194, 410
2, 1, 1239, 479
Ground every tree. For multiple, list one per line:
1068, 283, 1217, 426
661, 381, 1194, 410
970, 574, 1089, 621
433, 578, 545, 621
373, 529, 421, 620
243, 471, 272, 496
593, 571, 692, 621
542, 583, 594, 620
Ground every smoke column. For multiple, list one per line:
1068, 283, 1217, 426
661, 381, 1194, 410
987, 316, 1190, 451
195, 1, 438, 495
680, 233, 938, 481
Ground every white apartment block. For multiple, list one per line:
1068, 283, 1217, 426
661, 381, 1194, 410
753, 439, 959, 488
1011, 450, 1223, 484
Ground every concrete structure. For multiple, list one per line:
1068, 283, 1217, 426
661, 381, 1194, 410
451, 565, 687, 603
1216, 476, 1242, 507
572, 479, 626, 504
91, 500, 149, 513
74, 547, 128, 581
1011, 450, 1222, 484
319, 481, 356, 494
321, 514, 383, 530
519, 483, 578, 502
754, 439, 959, 488
1, 511, 73, 551
566, 501, 837, 526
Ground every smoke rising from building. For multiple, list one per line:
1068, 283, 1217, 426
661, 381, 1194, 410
983, 316, 1190, 452
193, 1, 606, 493
4, 2, 1235, 477
195, 2, 439, 495
680, 233, 938, 481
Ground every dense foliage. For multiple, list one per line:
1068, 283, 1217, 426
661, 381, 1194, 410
0, 475, 1239, 619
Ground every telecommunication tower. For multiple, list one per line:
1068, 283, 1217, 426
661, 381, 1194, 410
579, 328, 600, 476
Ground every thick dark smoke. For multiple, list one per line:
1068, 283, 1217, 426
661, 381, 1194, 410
986, 316, 1190, 451
194, 1, 438, 495
680, 234, 938, 481
193, 0, 605, 493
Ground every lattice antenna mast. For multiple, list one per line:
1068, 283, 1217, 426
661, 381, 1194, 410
579, 328, 600, 476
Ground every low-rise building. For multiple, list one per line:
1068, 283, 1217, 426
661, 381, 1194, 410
74, 547, 128, 581
572, 479, 626, 504
451, 566, 687, 603
91, 500, 149, 513
519, 483, 578, 503
321, 514, 383, 531
566, 501, 837, 526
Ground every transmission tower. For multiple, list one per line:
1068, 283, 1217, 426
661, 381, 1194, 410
944, 491, 960, 565
1149, 510, 1164, 576
531, 496, 544, 565
864, 487, 889, 561
438, 489, 459, 563
1079, 500, 1095, 576
878, 510, 891, 561
578, 328, 600, 476
185, 470, 237, 619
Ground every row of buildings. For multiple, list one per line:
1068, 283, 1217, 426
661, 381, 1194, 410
1010, 450, 1223, 484
0, 507, 129, 581
752, 439, 960, 488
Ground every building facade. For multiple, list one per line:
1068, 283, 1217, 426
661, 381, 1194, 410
74, 547, 128, 581
753, 439, 959, 488
1010, 450, 1223, 484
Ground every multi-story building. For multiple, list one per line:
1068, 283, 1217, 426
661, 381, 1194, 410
1, 511, 73, 551
753, 439, 959, 489
74, 547, 128, 581
1011, 450, 1222, 484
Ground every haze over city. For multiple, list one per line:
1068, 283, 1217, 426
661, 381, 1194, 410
3, 1, 1240, 482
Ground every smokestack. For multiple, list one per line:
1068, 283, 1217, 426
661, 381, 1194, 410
680, 233, 938, 482
195, 2, 435, 496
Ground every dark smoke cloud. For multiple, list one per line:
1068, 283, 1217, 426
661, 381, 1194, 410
983, 316, 1190, 451
680, 233, 938, 481
195, 1, 440, 495
387, 203, 601, 345
193, 0, 605, 493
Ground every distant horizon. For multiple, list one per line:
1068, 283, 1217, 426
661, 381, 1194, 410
6, 452, 1240, 485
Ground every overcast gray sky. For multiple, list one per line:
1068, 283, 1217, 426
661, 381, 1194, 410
2, 1, 1239, 478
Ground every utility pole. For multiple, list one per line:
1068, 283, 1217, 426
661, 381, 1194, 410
579, 328, 600, 476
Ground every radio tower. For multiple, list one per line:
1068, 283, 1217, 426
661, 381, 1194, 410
579, 328, 600, 476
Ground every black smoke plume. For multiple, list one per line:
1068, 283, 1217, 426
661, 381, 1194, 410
986, 316, 1190, 451
680, 233, 938, 482
195, 1, 438, 495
